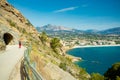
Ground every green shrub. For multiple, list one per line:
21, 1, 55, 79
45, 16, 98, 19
79, 68, 86, 75
115, 41, 120, 44
116, 76, 120, 80
50, 38, 62, 53
40, 31, 48, 44
104, 62, 120, 80
59, 62, 67, 71
90, 73, 104, 80
7, 19, 16, 27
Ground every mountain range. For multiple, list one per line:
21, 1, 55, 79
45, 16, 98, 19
37, 24, 73, 31
99, 27, 120, 35
36, 24, 120, 35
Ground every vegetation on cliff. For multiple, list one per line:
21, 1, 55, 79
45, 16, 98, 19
90, 62, 120, 80
0, 0, 90, 80
104, 62, 120, 80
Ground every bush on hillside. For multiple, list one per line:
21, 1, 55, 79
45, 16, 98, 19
104, 62, 120, 80
90, 73, 104, 80
50, 38, 61, 53
59, 62, 67, 71
7, 19, 16, 27
40, 31, 48, 44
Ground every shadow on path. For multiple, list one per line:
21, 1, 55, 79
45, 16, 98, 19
20, 60, 30, 80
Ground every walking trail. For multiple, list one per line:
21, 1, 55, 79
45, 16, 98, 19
0, 45, 26, 80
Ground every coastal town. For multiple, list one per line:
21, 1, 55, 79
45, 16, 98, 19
60, 34, 120, 48
62, 39, 119, 48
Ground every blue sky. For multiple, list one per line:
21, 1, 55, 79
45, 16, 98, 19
7, 0, 120, 30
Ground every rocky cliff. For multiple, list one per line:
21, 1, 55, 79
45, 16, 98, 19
0, 0, 90, 80
0, 0, 39, 50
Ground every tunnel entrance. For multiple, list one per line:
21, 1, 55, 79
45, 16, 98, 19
3, 33, 13, 45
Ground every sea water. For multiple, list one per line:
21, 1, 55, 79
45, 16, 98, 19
67, 46, 120, 74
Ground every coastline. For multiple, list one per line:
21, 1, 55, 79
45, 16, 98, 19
72, 44, 120, 49
66, 54, 82, 62
66, 44, 120, 62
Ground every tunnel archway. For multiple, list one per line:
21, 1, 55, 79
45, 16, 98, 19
3, 33, 13, 45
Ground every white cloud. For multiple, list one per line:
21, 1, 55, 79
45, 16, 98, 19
54, 6, 79, 13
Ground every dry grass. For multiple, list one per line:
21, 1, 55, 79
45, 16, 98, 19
29, 44, 52, 80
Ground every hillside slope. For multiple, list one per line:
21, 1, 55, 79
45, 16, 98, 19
0, 0, 90, 80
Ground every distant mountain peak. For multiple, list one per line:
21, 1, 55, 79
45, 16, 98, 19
36, 24, 120, 35
37, 24, 73, 31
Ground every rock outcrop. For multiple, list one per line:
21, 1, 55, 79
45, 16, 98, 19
0, 0, 38, 51
0, 0, 90, 80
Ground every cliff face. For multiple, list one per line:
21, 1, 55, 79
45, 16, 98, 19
0, 0, 90, 80
0, 0, 39, 50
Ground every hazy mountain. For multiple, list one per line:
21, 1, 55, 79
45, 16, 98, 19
36, 24, 84, 35
36, 24, 73, 32
85, 27, 120, 35
84, 29, 99, 34
99, 27, 120, 35
36, 24, 120, 35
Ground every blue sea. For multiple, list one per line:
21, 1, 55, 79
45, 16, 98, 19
67, 46, 120, 74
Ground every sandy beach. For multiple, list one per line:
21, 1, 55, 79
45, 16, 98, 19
73, 44, 120, 49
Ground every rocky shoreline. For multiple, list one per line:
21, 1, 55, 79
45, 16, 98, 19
66, 54, 82, 62
65, 46, 82, 62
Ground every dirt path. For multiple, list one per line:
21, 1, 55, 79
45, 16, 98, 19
0, 45, 26, 80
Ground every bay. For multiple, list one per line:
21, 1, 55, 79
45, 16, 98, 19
67, 46, 120, 74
